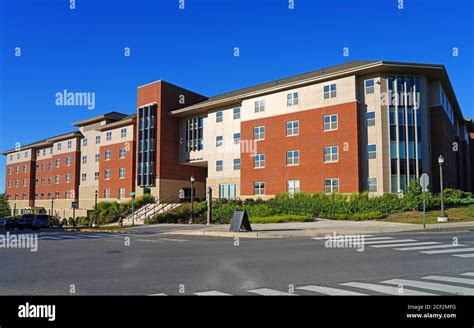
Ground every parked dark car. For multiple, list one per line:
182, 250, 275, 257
17, 214, 35, 229
31, 215, 61, 229
0, 218, 18, 230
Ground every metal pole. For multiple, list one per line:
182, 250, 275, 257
190, 180, 194, 223
132, 195, 135, 227
207, 187, 212, 225
422, 190, 426, 229
93, 191, 98, 227
51, 198, 54, 216
439, 162, 446, 217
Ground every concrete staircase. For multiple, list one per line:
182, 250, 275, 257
122, 198, 182, 225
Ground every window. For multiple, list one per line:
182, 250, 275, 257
254, 182, 265, 195
67, 140, 72, 149
324, 146, 339, 163
233, 107, 241, 119
323, 83, 337, 99
55, 191, 60, 199
366, 112, 376, 127
119, 188, 126, 200
233, 158, 240, 170
121, 128, 127, 138
216, 111, 223, 123
105, 150, 112, 160
286, 150, 300, 165
66, 156, 72, 166
95, 153, 100, 162
48, 161, 52, 170
185, 116, 204, 152
219, 184, 237, 199
23, 164, 27, 172
15, 166, 20, 173
24, 151, 28, 158
324, 178, 339, 193
8, 167, 11, 175
57, 143, 62, 151
216, 136, 223, 147
323, 114, 338, 131
82, 156, 87, 164
42, 149, 46, 156
368, 144, 377, 159
15, 180, 19, 187
216, 160, 223, 172
81, 173, 87, 182
49, 147, 53, 155
23, 179, 27, 187
55, 175, 60, 184
106, 131, 112, 141
119, 148, 126, 158
65, 173, 71, 183
95, 135, 101, 144
16, 153, 20, 159
9, 154, 12, 161
287, 92, 299, 106
55, 158, 61, 167
254, 126, 265, 140
368, 177, 378, 192
65, 191, 71, 199
119, 168, 126, 179
233, 133, 241, 144
83, 138, 88, 147
286, 120, 299, 136
254, 154, 265, 168
104, 189, 110, 199
41, 163, 45, 171
95, 172, 99, 180
105, 169, 111, 180
287, 180, 300, 194
365, 79, 375, 94
254, 99, 265, 113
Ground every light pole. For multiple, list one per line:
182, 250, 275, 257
51, 198, 54, 216
93, 190, 98, 227
13, 203, 17, 217
437, 155, 448, 222
189, 175, 195, 223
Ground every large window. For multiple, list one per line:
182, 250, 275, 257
254, 182, 265, 195
323, 114, 338, 131
286, 120, 299, 136
254, 126, 265, 140
366, 112, 375, 127
219, 184, 237, 199
216, 160, 223, 172
286, 150, 299, 165
137, 104, 157, 187
368, 177, 378, 192
254, 99, 265, 113
185, 116, 204, 152
368, 144, 377, 159
365, 79, 375, 94
287, 92, 299, 106
254, 154, 265, 168
287, 180, 300, 194
324, 178, 339, 193
324, 146, 338, 163
323, 84, 337, 99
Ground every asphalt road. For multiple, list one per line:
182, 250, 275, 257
1, 228, 474, 295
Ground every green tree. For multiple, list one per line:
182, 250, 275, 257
0, 194, 11, 217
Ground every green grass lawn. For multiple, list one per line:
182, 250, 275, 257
249, 214, 313, 224
382, 205, 474, 224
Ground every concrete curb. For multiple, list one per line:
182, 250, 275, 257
64, 228, 128, 234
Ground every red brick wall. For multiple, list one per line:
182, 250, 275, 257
98, 141, 136, 199
35, 151, 80, 200
240, 101, 360, 196
5, 160, 35, 204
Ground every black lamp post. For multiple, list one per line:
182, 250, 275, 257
50, 198, 54, 216
437, 155, 448, 222
13, 203, 17, 217
93, 190, 98, 227
189, 175, 195, 223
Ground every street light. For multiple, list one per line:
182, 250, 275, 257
93, 190, 98, 227
438, 155, 448, 222
13, 203, 17, 217
189, 175, 195, 223
51, 198, 54, 216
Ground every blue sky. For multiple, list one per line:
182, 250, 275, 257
0, 0, 473, 192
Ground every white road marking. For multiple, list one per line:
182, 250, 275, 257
453, 253, 474, 258
421, 247, 474, 254
422, 275, 474, 285
135, 239, 165, 243
194, 291, 231, 296
58, 235, 83, 239
39, 236, 63, 240
76, 234, 104, 238
247, 288, 296, 296
341, 282, 435, 295
312, 235, 375, 240
157, 238, 190, 242
382, 279, 474, 295
363, 239, 417, 245
370, 242, 440, 248
149, 293, 167, 296
297, 285, 367, 295
461, 272, 474, 276
394, 244, 466, 251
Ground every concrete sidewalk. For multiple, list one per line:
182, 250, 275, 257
158, 219, 474, 238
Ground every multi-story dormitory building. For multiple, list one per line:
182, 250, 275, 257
2, 61, 474, 217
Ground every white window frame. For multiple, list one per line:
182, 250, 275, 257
323, 83, 337, 99
254, 99, 265, 113
287, 92, 299, 106
287, 180, 300, 194
105, 169, 111, 180
286, 120, 299, 136
106, 131, 112, 141
366, 112, 376, 127
324, 146, 339, 163
233, 158, 240, 170
368, 177, 378, 192
253, 126, 265, 140
119, 168, 126, 179
368, 144, 377, 160
121, 128, 127, 138
233, 107, 241, 119
105, 150, 112, 161
364, 79, 375, 94
254, 154, 265, 168
254, 182, 265, 195
323, 114, 338, 131
216, 160, 223, 172
286, 150, 300, 166
324, 178, 339, 193
216, 136, 223, 147
216, 111, 223, 123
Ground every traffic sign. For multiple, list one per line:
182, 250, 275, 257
130, 192, 136, 197
420, 174, 429, 192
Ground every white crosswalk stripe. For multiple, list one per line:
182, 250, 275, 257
340, 282, 435, 295
58, 235, 83, 239
364, 239, 417, 245
382, 279, 474, 295
422, 275, 474, 285
453, 253, 474, 258
312, 235, 376, 240
39, 236, 63, 240
370, 242, 440, 248
461, 272, 474, 276
247, 288, 296, 296
421, 247, 474, 255
297, 285, 367, 295
149, 293, 167, 296
194, 291, 231, 296
394, 244, 466, 251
